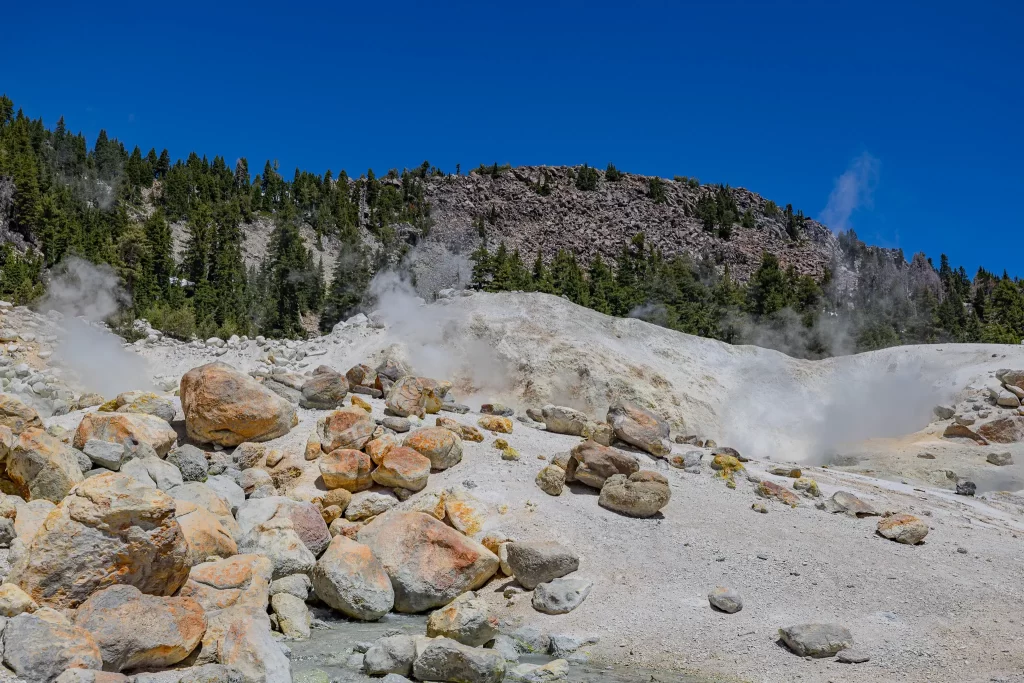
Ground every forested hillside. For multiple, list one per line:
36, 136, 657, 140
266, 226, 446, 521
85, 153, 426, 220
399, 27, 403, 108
0, 95, 1021, 355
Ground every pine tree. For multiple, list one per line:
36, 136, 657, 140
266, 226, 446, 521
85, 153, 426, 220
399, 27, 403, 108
746, 253, 791, 317
264, 217, 309, 337
530, 251, 553, 293
319, 248, 370, 332
550, 249, 589, 306
588, 253, 616, 314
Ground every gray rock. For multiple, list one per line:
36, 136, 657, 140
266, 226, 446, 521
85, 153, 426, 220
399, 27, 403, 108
668, 450, 703, 472
707, 586, 743, 613
425, 591, 498, 647
506, 659, 570, 682
933, 405, 956, 420
205, 474, 245, 515
2, 608, 103, 681
73, 449, 93, 474
382, 416, 411, 433
597, 471, 671, 518
83, 438, 126, 470
440, 402, 470, 414
167, 445, 209, 482
955, 481, 977, 496
270, 574, 312, 601
380, 676, 412, 683
548, 633, 598, 658
837, 649, 871, 664
311, 535, 394, 621
291, 670, 329, 683
239, 468, 273, 495
987, 451, 1013, 466
270, 593, 311, 639
237, 517, 316, 579
121, 456, 184, 491
236, 496, 331, 557
779, 623, 854, 658
412, 637, 505, 683
504, 542, 579, 590
0, 517, 15, 548
531, 577, 592, 615
509, 625, 550, 654
489, 634, 521, 662
363, 634, 416, 676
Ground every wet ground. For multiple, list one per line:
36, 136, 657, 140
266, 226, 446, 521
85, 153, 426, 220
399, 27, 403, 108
287, 608, 710, 683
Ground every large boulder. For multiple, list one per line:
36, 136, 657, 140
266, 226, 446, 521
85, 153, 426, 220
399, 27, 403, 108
235, 497, 330, 557
0, 582, 38, 617
4, 427, 83, 502
363, 634, 416, 677
319, 448, 373, 492
316, 409, 375, 453
598, 471, 671, 517
1, 607, 102, 681
111, 392, 176, 423
606, 399, 671, 456
404, 428, 463, 470
504, 542, 579, 590
237, 517, 315, 580
0, 394, 42, 435
977, 415, 1024, 443
386, 377, 449, 418
357, 512, 499, 612
566, 441, 639, 489
170, 482, 242, 540
10, 472, 190, 609
179, 555, 272, 613
425, 591, 499, 647
196, 607, 290, 683
121, 456, 184, 491
299, 372, 349, 410
412, 637, 505, 683
73, 412, 178, 457
371, 447, 431, 492
180, 363, 297, 447
270, 593, 310, 639
540, 405, 610, 444
74, 585, 207, 672
166, 445, 209, 483
175, 500, 238, 565
11, 499, 53, 544
311, 535, 394, 620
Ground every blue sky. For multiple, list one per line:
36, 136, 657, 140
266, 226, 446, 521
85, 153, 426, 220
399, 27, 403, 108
4, 0, 1021, 275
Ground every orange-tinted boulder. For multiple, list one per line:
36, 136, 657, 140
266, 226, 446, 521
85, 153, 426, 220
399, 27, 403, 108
477, 416, 513, 434
0, 394, 42, 435
404, 427, 463, 470
6, 427, 83, 502
179, 554, 272, 612
174, 499, 238, 565
73, 411, 178, 456
319, 448, 374, 492
371, 447, 431, 492
311, 535, 394, 620
317, 408, 375, 453
567, 440, 638, 489
436, 417, 484, 443
365, 433, 401, 465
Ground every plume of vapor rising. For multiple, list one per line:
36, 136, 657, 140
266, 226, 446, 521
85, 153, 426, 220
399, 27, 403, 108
42, 257, 153, 397
819, 152, 880, 232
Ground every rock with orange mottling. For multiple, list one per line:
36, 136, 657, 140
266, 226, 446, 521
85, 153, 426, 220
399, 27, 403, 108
11, 499, 53, 544
0, 394, 42, 435
303, 431, 322, 461
321, 488, 353, 513
372, 447, 431, 492
426, 590, 499, 646
977, 415, 1024, 443
344, 490, 399, 521
444, 487, 488, 535
606, 399, 671, 457
195, 606, 290, 683
385, 376, 431, 419
311, 535, 394, 620
477, 416, 513, 434
73, 412, 178, 457
180, 363, 297, 447
328, 517, 363, 539
345, 364, 377, 389
5, 427, 83, 502
435, 417, 484, 443
9, 472, 190, 609
174, 500, 238, 566
404, 427, 463, 470
942, 422, 988, 444
0, 582, 37, 616
599, 471, 671, 518
2, 607, 102, 681
317, 409, 375, 453
74, 585, 207, 672
320, 448, 374, 492
357, 511, 499, 612
877, 513, 929, 545
756, 480, 800, 507
405, 489, 447, 520
179, 554, 272, 612
365, 433, 401, 466
566, 441, 639, 489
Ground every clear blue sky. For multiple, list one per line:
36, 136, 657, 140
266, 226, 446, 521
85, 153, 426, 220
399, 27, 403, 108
4, 0, 1021, 275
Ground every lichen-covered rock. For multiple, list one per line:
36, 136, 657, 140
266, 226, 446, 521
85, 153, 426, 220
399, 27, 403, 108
598, 471, 671, 518
535, 465, 565, 496
299, 372, 349, 410
371, 447, 430, 492
5, 427, 83, 502
73, 412, 178, 457
10, 472, 190, 609
566, 441, 638, 489
113, 392, 176, 423
426, 591, 499, 646
357, 512, 499, 612
606, 399, 671, 456
180, 363, 297, 447
2, 607, 102, 681
270, 592, 310, 638
319, 448, 373, 492
404, 428, 463, 470
167, 445, 209, 483
876, 513, 928, 545
443, 487, 488, 535
311, 535, 394, 621
74, 585, 207, 672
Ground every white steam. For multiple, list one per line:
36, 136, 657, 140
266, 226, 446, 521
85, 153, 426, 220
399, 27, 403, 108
819, 152, 880, 233
43, 257, 153, 397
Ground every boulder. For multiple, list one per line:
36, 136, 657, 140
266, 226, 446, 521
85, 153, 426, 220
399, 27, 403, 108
270, 592, 310, 639
179, 555, 272, 612
372, 447, 431, 492
708, 586, 743, 613
535, 465, 565, 496
357, 512, 499, 612
876, 514, 929, 545
73, 412, 177, 457
0, 394, 42, 435
197, 607, 290, 683
170, 482, 242, 539
504, 542, 579, 590
0, 582, 37, 617
236, 497, 330, 557
122, 456, 184, 491
237, 517, 315, 580
366, 433, 401, 465
270, 573, 311, 601
53, 670, 130, 683
444, 487, 489, 535
477, 416, 513, 434
11, 499, 53, 544
404, 427, 463, 470
531, 577, 592, 615
167, 445, 210, 483
206, 475, 245, 515
412, 637, 505, 683
540, 405, 591, 437
5, 427, 83, 502
345, 489, 399, 521
180, 363, 297, 447
113, 392, 176, 423
319, 448, 373, 492
779, 623, 853, 658
345, 364, 376, 388
977, 415, 1024, 443
10, 472, 190, 609
311, 535, 394, 620
1, 607, 102, 681
385, 377, 430, 418
175, 500, 238, 565
381, 416, 411, 433
606, 399, 671, 456
299, 372, 349, 410
316, 409, 375, 453
987, 451, 1013, 466
74, 585, 206, 672
567, 441, 638, 489
83, 439, 127, 471
830, 491, 879, 517
756, 480, 800, 507
426, 591, 499, 646
363, 634, 416, 677
598, 471, 671, 517
507, 660, 570, 683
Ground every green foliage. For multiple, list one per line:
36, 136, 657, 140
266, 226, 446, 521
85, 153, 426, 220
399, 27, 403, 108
605, 163, 623, 182
648, 177, 667, 204
763, 200, 779, 217
474, 162, 511, 178
575, 164, 599, 191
